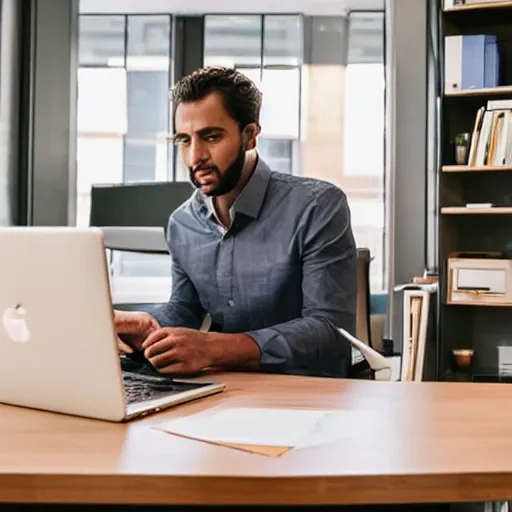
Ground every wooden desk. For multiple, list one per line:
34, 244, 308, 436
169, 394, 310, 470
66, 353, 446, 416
1, 372, 512, 506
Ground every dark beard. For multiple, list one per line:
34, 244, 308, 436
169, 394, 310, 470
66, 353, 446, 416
189, 143, 245, 197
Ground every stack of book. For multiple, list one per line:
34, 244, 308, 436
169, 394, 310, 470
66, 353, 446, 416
466, 100, 512, 167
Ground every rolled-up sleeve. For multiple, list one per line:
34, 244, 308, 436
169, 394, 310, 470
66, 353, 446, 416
244, 187, 357, 377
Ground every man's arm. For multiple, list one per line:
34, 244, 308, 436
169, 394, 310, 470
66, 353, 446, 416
151, 255, 207, 330
234, 186, 356, 377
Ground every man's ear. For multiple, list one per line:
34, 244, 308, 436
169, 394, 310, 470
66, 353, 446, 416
243, 123, 260, 151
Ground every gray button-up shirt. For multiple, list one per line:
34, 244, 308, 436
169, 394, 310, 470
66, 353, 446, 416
152, 158, 357, 377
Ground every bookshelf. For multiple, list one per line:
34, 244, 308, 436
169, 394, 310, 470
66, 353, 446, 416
438, 0, 512, 381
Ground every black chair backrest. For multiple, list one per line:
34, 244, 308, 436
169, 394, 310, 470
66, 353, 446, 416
356, 248, 372, 348
89, 181, 194, 228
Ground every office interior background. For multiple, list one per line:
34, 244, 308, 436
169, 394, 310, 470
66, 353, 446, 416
0, 0, 430, 344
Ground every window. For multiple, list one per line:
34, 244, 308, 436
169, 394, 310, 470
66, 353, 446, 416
257, 139, 293, 174
77, 11, 386, 294
299, 12, 385, 291
344, 12, 385, 291
77, 15, 173, 301
204, 15, 301, 174
77, 14, 172, 227
203, 12, 385, 290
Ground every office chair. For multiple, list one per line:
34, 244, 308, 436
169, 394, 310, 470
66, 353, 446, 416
89, 181, 194, 229
347, 248, 391, 380
341, 328, 391, 381
356, 247, 373, 347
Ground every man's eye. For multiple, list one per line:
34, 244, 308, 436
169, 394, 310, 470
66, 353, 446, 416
174, 138, 189, 146
205, 134, 220, 142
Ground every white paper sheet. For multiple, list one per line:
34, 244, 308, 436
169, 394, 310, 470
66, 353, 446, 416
295, 410, 373, 449
157, 407, 332, 447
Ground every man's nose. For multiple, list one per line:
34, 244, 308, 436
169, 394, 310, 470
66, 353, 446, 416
189, 139, 209, 168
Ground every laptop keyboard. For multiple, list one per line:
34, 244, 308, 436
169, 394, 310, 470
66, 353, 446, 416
122, 372, 181, 404
120, 356, 201, 405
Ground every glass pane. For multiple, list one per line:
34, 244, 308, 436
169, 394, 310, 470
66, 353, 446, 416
175, 145, 189, 182
343, 64, 384, 176
110, 252, 172, 304
263, 15, 302, 66
127, 70, 169, 134
236, 67, 261, 87
260, 68, 300, 139
76, 135, 124, 227
204, 15, 262, 68
112, 251, 171, 279
79, 15, 125, 67
258, 138, 293, 174
349, 201, 385, 291
127, 15, 171, 66
300, 10, 386, 292
124, 137, 170, 183
348, 12, 384, 65
345, 12, 385, 291
77, 68, 127, 133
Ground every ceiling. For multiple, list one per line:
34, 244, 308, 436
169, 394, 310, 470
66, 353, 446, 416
80, 0, 384, 15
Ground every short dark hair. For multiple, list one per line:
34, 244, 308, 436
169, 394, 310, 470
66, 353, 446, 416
170, 67, 262, 130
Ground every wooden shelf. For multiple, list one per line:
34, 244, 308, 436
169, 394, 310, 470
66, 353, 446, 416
442, 165, 512, 172
441, 206, 512, 214
445, 85, 512, 97
444, 1, 512, 12
447, 301, 512, 307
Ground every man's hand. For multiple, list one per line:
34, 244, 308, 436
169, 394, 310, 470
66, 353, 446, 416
114, 310, 160, 354
141, 327, 214, 375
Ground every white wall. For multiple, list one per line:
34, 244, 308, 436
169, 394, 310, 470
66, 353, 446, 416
80, 0, 384, 15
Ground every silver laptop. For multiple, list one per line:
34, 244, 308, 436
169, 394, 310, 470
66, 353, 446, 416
0, 227, 225, 422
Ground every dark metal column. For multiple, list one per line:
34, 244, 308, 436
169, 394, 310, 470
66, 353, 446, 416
0, 0, 23, 226
19, 0, 79, 226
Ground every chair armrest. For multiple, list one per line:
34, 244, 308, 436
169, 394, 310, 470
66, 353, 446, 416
339, 327, 392, 381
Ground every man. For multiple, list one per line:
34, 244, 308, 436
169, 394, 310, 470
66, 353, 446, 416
115, 66, 357, 378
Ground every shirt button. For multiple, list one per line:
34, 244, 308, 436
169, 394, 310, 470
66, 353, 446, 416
228, 300, 235, 307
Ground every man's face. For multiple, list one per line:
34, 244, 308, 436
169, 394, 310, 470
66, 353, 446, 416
173, 92, 247, 197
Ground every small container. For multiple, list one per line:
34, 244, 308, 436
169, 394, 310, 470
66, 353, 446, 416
452, 349, 474, 369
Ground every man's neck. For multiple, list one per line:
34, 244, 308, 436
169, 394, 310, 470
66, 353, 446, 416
214, 150, 258, 228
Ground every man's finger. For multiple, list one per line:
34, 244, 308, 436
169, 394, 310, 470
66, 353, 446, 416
144, 337, 176, 359
154, 361, 186, 375
117, 336, 134, 354
114, 312, 138, 334
148, 349, 180, 370
142, 329, 170, 350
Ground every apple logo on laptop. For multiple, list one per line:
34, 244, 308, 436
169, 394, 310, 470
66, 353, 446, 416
2, 304, 31, 343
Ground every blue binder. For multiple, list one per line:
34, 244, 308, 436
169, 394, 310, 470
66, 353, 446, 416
484, 36, 500, 88
462, 35, 499, 90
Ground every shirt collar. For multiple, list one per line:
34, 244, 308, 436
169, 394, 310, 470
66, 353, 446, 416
233, 157, 271, 219
202, 157, 272, 220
